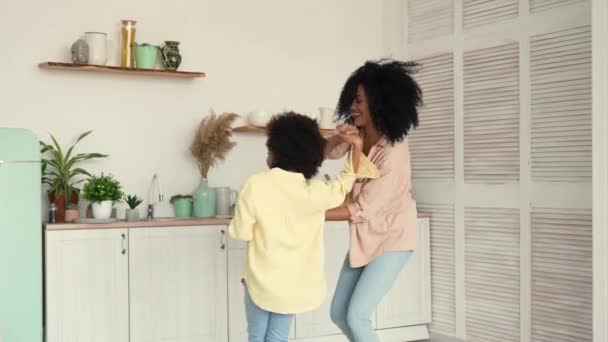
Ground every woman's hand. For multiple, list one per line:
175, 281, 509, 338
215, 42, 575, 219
336, 123, 358, 135
335, 123, 361, 147
338, 131, 363, 149
324, 123, 360, 159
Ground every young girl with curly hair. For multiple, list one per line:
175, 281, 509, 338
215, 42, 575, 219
228, 112, 378, 342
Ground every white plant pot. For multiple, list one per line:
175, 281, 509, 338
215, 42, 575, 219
125, 208, 140, 222
91, 200, 113, 219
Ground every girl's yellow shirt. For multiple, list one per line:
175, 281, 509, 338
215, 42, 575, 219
228, 153, 378, 314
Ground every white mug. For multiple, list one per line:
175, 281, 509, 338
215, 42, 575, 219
319, 107, 335, 129
84, 32, 108, 65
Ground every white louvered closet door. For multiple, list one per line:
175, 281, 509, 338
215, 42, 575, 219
403, 0, 592, 340
409, 52, 456, 336
410, 54, 455, 180
530, 209, 592, 342
408, 0, 454, 44
463, 43, 520, 183
464, 208, 520, 342
418, 203, 456, 335
530, 0, 588, 13
463, 0, 518, 29
529, 24, 593, 342
530, 26, 592, 182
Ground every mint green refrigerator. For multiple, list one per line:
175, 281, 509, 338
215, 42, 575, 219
0, 128, 43, 342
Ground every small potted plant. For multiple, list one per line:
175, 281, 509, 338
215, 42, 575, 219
124, 194, 143, 221
83, 173, 124, 219
64, 203, 80, 222
170, 194, 193, 218
40, 130, 108, 222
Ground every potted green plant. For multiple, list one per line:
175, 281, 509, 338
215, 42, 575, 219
124, 194, 143, 221
40, 130, 108, 222
64, 203, 80, 222
83, 173, 124, 219
170, 194, 193, 218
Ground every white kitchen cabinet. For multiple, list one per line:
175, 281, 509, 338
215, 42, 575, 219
376, 217, 432, 328
294, 221, 372, 339
227, 247, 248, 342
293, 217, 431, 341
44, 218, 430, 342
45, 228, 129, 342
128, 226, 228, 342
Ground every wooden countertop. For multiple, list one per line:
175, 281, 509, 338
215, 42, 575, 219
45, 218, 231, 231
45, 212, 432, 231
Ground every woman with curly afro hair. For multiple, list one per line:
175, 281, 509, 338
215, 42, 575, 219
325, 59, 422, 342
229, 112, 379, 342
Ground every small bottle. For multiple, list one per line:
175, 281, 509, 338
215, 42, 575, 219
49, 203, 57, 223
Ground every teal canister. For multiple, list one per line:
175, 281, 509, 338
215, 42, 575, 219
133, 43, 159, 69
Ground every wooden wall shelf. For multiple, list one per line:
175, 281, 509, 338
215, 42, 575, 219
38, 62, 206, 78
233, 125, 334, 136
233, 125, 267, 134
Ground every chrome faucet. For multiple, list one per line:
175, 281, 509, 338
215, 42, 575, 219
147, 204, 155, 220
147, 173, 164, 219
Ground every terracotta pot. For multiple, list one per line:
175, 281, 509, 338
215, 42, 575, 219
48, 190, 79, 223
64, 209, 80, 222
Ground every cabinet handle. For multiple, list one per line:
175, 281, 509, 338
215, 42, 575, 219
121, 233, 126, 254
220, 229, 226, 250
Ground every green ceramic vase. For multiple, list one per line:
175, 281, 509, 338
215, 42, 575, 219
160, 41, 181, 71
193, 178, 216, 218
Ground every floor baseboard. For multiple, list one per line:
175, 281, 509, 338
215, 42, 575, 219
429, 331, 466, 342
288, 325, 430, 341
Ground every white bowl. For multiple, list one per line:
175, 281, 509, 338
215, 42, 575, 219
248, 111, 271, 127
231, 114, 248, 128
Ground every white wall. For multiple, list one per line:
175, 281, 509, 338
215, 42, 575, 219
0, 0, 386, 217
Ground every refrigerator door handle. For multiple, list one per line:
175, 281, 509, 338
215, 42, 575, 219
0, 160, 41, 165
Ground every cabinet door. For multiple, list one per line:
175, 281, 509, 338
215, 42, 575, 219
129, 226, 228, 342
45, 229, 129, 342
228, 247, 248, 342
376, 218, 432, 328
295, 221, 363, 339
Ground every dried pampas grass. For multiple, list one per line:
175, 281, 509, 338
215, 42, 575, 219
191, 111, 238, 178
